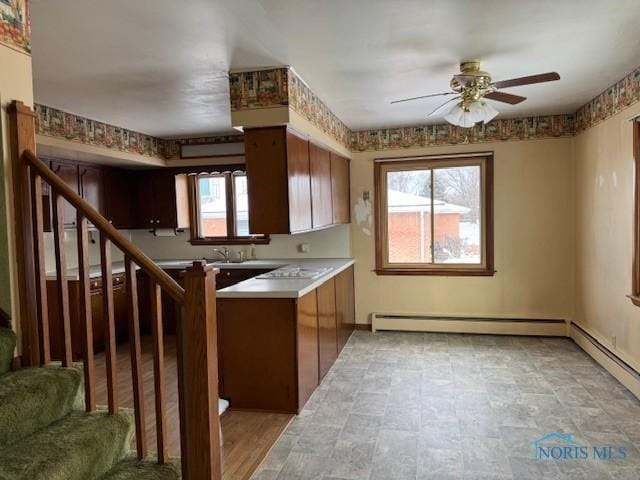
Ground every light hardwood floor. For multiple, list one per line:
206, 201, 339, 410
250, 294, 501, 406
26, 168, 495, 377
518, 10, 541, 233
94, 335, 293, 480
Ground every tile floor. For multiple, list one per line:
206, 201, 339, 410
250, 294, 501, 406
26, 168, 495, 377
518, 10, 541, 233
252, 331, 640, 480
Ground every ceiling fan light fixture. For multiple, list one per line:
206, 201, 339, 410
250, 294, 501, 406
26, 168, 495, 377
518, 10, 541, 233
444, 100, 498, 128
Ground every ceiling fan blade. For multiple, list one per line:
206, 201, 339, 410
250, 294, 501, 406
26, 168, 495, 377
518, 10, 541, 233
390, 92, 457, 104
491, 72, 560, 89
427, 96, 460, 117
484, 91, 526, 105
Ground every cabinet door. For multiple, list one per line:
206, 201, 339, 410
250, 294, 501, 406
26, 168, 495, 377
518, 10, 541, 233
317, 278, 338, 380
245, 127, 290, 234
104, 168, 135, 228
335, 266, 355, 354
50, 161, 79, 228
309, 142, 333, 229
79, 165, 104, 215
331, 153, 351, 224
296, 290, 319, 411
90, 289, 106, 352
286, 129, 312, 233
112, 276, 128, 342
133, 171, 156, 228
152, 172, 179, 229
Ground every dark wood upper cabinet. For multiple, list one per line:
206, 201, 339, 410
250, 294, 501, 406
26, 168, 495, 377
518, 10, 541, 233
133, 171, 190, 230
245, 127, 290, 234
103, 168, 136, 229
331, 153, 351, 224
50, 159, 80, 228
309, 142, 333, 229
244, 126, 351, 234
286, 129, 313, 233
78, 164, 104, 216
245, 126, 312, 234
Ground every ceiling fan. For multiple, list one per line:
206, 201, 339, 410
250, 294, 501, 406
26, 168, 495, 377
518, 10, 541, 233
391, 61, 560, 128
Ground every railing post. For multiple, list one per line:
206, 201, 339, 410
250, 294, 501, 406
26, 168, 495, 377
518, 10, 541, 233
178, 261, 221, 480
7, 101, 39, 366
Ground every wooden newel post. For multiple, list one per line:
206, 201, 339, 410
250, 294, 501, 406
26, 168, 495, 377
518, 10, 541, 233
8, 101, 39, 366
178, 261, 221, 480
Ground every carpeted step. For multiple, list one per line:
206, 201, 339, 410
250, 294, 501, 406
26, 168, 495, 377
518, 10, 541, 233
0, 410, 134, 480
99, 458, 181, 480
0, 328, 16, 376
0, 365, 83, 448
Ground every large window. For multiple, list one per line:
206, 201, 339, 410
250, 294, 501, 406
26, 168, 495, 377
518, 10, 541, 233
189, 171, 269, 245
374, 153, 494, 275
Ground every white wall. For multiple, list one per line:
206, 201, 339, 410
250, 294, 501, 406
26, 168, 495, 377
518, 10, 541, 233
43, 230, 129, 274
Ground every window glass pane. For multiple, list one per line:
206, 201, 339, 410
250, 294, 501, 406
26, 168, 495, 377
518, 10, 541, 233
234, 174, 250, 236
386, 169, 432, 263
198, 176, 227, 237
433, 165, 481, 264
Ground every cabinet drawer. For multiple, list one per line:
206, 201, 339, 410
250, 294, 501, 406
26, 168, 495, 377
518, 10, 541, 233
88, 273, 126, 292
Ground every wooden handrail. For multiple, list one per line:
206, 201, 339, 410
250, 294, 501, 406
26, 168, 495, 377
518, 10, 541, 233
22, 149, 185, 304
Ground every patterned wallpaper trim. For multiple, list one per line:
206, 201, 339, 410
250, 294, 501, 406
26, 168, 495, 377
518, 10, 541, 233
574, 66, 640, 133
229, 67, 351, 148
35, 65, 640, 157
229, 65, 640, 151
35, 105, 244, 160
350, 115, 576, 152
35, 104, 170, 159
0, 0, 30, 54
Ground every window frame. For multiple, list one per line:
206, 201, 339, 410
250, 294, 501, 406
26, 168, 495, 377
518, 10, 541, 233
374, 152, 495, 276
629, 121, 640, 306
188, 171, 270, 246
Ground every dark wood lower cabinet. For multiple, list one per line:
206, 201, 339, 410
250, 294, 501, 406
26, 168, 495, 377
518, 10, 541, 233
217, 298, 299, 412
297, 290, 319, 410
216, 266, 355, 414
335, 266, 355, 354
317, 278, 338, 380
47, 273, 128, 361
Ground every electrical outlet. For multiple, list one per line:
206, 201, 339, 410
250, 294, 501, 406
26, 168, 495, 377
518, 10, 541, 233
298, 243, 310, 253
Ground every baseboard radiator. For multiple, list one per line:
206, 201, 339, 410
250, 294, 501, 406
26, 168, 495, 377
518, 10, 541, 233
570, 322, 640, 399
371, 313, 567, 336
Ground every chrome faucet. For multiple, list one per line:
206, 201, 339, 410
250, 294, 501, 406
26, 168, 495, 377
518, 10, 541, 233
212, 247, 232, 263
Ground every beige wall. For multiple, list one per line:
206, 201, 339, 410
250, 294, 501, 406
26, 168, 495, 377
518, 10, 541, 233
574, 103, 640, 371
0, 45, 33, 325
350, 138, 576, 324
130, 224, 351, 261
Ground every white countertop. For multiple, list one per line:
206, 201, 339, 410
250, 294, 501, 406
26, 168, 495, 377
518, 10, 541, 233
215, 258, 355, 299
46, 258, 355, 298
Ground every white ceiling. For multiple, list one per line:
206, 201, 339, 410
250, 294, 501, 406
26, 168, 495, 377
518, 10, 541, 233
31, 0, 640, 137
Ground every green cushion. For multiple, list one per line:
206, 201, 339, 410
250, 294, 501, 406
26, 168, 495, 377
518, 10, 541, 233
0, 328, 16, 376
100, 458, 181, 480
0, 365, 83, 448
0, 410, 134, 480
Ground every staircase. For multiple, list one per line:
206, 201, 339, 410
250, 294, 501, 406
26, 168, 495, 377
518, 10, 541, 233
0, 327, 180, 480
4, 102, 222, 479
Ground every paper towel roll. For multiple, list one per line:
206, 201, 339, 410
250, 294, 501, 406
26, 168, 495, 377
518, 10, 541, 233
153, 228, 176, 237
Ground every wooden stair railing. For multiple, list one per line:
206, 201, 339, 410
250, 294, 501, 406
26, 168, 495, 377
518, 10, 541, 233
9, 102, 222, 480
